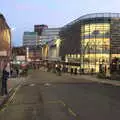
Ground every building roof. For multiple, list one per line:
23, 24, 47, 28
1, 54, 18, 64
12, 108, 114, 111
0, 13, 6, 20
63, 13, 120, 28
0, 13, 11, 31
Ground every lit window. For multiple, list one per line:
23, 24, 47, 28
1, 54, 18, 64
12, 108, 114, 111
77, 54, 80, 58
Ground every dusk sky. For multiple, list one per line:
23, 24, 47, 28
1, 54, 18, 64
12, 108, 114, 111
0, 0, 120, 46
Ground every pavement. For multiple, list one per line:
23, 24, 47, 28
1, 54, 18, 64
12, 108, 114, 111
0, 77, 26, 109
64, 74, 120, 86
39, 67, 120, 86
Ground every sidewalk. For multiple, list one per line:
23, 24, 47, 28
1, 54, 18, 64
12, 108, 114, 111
64, 73, 120, 86
0, 77, 25, 108
39, 67, 120, 86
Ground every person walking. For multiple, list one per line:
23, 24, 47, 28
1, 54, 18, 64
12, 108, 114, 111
16, 68, 19, 77
70, 67, 73, 75
91, 68, 94, 75
74, 68, 77, 75
58, 64, 62, 76
1, 64, 9, 96
10, 67, 13, 77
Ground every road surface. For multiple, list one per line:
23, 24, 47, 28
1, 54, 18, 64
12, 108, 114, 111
0, 70, 120, 120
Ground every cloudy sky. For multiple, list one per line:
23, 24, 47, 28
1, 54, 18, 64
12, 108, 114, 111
0, 0, 120, 46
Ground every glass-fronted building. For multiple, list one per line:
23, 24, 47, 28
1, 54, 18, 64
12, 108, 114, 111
39, 28, 61, 45
60, 13, 120, 73
23, 32, 38, 46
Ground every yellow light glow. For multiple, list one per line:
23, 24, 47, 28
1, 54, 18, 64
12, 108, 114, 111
83, 38, 110, 46
55, 39, 61, 47
77, 54, 80, 58
81, 23, 111, 72
111, 54, 120, 58
82, 23, 110, 35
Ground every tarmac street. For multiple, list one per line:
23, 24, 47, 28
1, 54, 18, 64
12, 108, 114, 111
0, 70, 120, 120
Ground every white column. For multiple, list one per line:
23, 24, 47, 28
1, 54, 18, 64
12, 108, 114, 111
26, 47, 29, 62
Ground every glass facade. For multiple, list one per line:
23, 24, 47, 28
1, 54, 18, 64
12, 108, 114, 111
60, 13, 120, 73
81, 23, 110, 72
111, 19, 120, 58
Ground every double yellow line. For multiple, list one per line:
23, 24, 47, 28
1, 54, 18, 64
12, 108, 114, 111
0, 84, 21, 112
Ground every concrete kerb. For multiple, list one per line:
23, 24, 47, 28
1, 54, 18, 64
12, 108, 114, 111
69, 74, 120, 86
0, 76, 28, 110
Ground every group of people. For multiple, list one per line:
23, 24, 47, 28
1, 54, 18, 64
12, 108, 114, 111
55, 64, 85, 76
10, 67, 19, 77
46, 63, 80, 76
55, 64, 62, 76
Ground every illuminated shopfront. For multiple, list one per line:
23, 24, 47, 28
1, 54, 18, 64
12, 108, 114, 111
81, 23, 110, 72
60, 13, 120, 73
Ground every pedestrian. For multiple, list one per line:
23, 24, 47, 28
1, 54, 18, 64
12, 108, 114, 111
81, 68, 84, 74
91, 68, 94, 75
16, 68, 19, 77
56, 64, 61, 76
10, 67, 13, 77
62, 65, 66, 73
74, 68, 77, 75
25, 67, 28, 76
1, 64, 9, 96
58, 64, 61, 76
70, 68, 73, 75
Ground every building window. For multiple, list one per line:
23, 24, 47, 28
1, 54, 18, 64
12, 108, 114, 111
81, 23, 110, 72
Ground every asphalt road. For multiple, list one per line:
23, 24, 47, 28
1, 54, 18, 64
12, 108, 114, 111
0, 70, 120, 120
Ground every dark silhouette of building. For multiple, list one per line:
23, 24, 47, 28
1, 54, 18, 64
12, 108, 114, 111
34, 24, 48, 36
12, 47, 26, 56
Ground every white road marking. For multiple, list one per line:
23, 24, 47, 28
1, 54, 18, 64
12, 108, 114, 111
44, 83, 51, 87
47, 100, 78, 119
29, 84, 35, 87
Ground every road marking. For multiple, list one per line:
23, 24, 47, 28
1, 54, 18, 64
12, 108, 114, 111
0, 84, 21, 112
1, 107, 6, 112
8, 84, 21, 104
47, 101, 59, 104
44, 83, 51, 87
58, 100, 66, 107
8, 88, 12, 92
47, 100, 78, 119
68, 107, 77, 117
8, 91, 16, 104
29, 84, 35, 87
